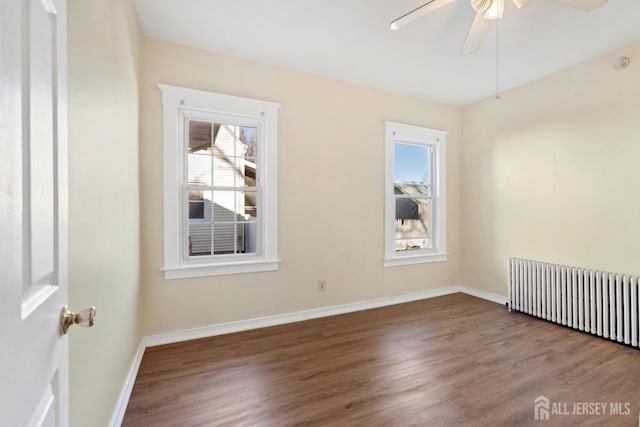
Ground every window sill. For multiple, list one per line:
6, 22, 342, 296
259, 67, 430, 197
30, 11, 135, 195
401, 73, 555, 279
162, 259, 280, 279
383, 253, 447, 268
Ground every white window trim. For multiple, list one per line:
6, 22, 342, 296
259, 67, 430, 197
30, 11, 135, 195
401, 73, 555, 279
159, 84, 280, 279
384, 121, 447, 267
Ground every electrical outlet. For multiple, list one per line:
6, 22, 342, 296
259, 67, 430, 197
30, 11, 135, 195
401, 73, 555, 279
318, 280, 326, 291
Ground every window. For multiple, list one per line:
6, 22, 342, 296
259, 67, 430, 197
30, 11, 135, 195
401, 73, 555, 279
384, 121, 446, 267
160, 85, 279, 278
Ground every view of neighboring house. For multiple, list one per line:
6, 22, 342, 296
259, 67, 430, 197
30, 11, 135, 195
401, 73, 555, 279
394, 181, 431, 251
187, 120, 257, 256
393, 141, 432, 252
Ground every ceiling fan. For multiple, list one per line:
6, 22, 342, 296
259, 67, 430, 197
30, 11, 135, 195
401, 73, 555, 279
390, 0, 608, 55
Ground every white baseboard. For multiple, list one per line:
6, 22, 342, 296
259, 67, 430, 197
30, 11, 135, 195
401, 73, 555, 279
460, 286, 508, 306
145, 286, 462, 347
109, 340, 145, 427
110, 285, 507, 425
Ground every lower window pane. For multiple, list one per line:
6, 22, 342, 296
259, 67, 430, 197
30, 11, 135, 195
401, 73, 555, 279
188, 190, 210, 221
187, 190, 259, 257
238, 222, 257, 254
189, 223, 212, 256
212, 191, 258, 221
188, 223, 257, 256
213, 222, 257, 255
213, 223, 235, 255
244, 191, 257, 219
212, 191, 236, 222
395, 198, 431, 251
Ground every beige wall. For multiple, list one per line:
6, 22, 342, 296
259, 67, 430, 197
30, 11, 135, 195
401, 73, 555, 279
461, 43, 640, 296
140, 38, 462, 335
67, 0, 141, 425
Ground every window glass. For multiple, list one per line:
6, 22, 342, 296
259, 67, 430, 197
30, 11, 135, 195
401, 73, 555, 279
394, 143, 429, 184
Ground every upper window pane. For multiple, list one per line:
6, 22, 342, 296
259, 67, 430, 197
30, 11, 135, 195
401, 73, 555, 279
240, 127, 257, 164
188, 120, 213, 152
188, 120, 213, 186
188, 121, 258, 188
394, 143, 429, 184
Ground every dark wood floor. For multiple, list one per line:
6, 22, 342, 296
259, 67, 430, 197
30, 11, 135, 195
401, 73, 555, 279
123, 293, 640, 426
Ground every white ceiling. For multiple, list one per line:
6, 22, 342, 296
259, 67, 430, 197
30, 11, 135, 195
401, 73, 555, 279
134, 0, 640, 106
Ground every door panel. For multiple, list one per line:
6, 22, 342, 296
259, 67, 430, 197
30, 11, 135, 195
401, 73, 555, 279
26, 0, 57, 302
0, 0, 68, 425
28, 383, 56, 427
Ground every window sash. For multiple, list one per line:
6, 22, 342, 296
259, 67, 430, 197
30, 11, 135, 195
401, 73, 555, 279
393, 140, 433, 188
181, 111, 265, 264
393, 141, 435, 252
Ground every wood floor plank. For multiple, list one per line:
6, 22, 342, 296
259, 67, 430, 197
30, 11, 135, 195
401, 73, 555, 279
123, 293, 640, 426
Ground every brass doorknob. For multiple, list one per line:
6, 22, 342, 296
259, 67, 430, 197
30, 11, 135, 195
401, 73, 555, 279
60, 306, 96, 335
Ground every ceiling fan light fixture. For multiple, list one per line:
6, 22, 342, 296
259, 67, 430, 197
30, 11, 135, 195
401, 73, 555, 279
484, 0, 505, 19
512, 0, 529, 9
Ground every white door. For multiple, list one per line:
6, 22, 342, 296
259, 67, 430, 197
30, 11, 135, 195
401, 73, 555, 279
1, 0, 70, 426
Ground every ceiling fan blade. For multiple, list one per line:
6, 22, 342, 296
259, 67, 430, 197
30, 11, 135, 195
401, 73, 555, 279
461, 11, 491, 55
390, 0, 456, 30
553, 0, 607, 12
513, 0, 528, 9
